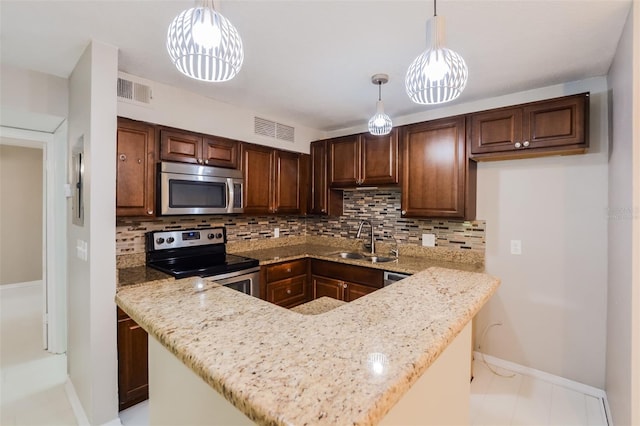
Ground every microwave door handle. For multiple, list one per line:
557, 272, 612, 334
226, 178, 234, 213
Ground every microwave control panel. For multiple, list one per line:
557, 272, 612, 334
148, 227, 226, 251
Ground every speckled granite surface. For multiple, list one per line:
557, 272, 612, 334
290, 297, 347, 315
118, 266, 172, 287
116, 267, 499, 425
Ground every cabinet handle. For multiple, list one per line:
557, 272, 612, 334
286, 289, 291, 294
119, 154, 127, 161
523, 141, 530, 147
147, 210, 153, 215
515, 142, 522, 148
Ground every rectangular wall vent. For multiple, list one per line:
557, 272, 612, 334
254, 116, 295, 143
117, 77, 152, 104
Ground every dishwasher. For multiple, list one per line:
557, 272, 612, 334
383, 271, 411, 287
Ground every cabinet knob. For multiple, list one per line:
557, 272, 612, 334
401, 210, 406, 215
286, 268, 291, 273
137, 159, 142, 164
197, 158, 203, 164
321, 209, 326, 213
523, 141, 530, 147
147, 210, 153, 215
343, 283, 348, 289
205, 159, 209, 165
515, 142, 522, 148
119, 154, 127, 161
286, 289, 291, 294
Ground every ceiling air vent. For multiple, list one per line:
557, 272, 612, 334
254, 117, 295, 143
117, 77, 152, 105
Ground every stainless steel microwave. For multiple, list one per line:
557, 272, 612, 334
158, 162, 243, 215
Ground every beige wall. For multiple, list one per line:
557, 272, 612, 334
0, 142, 43, 285
605, 4, 636, 426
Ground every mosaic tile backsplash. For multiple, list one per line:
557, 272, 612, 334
116, 189, 485, 255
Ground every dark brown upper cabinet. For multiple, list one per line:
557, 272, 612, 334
328, 129, 399, 188
400, 116, 476, 220
469, 93, 589, 160
116, 118, 157, 217
160, 128, 239, 168
241, 143, 307, 215
309, 140, 343, 216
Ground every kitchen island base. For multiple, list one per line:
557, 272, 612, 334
148, 323, 471, 425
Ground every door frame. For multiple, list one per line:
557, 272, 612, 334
0, 124, 67, 354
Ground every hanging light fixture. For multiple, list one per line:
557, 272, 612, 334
368, 74, 393, 136
167, 0, 244, 82
405, 0, 468, 105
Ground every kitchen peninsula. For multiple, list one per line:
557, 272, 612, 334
116, 264, 499, 425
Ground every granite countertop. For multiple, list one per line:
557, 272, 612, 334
116, 266, 500, 425
118, 241, 483, 287
290, 296, 347, 315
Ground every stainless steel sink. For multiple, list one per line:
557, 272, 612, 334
335, 252, 366, 260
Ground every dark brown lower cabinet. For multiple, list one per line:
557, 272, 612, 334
117, 307, 148, 411
261, 259, 309, 308
311, 260, 383, 302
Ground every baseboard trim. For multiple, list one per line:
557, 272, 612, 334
65, 378, 90, 426
0, 280, 42, 291
101, 417, 123, 426
474, 351, 611, 425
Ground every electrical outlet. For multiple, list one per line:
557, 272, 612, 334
76, 239, 88, 261
422, 233, 436, 247
274, 228, 280, 238
510, 239, 522, 255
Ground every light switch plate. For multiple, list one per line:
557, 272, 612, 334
274, 228, 280, 238
422, 233, 436, 247
510, 240, 522, 255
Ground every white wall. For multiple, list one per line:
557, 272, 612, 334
117, 72, 324, 154
67, 40, 119, 425
473, 79, 609, 389
0, 63, 68, 132
605, 4, 636, 425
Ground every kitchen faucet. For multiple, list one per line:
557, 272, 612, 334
356, 220, 375, 254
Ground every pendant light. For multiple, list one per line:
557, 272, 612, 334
167, 0, 244, 82
368, 74, 393, 136
405, 0, 468, 105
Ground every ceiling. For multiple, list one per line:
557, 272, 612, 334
0, 0, 632, 132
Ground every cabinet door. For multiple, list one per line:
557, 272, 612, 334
116, 118, 156, 217
241, 144, 274, 214
344, 282, 377, 302
312, 275, 343, 300
469, 107, 523, 155
202, 136, 239, 169
309, 141, 328, 214
401, 116, 472, 219
329, 135, 360, 187
274, 150, 302, 214
117, 316, 149, 411
360, 130, 399, 186
523, 94, 586, 149
160, 129, 202, 164
266, 275, 307, 308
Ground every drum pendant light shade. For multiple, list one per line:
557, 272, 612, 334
405, 13, 468, 105
368, 74, 393, 136
167, 1, 244, 82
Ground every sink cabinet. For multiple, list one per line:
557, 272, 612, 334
469, 93, 589, 160
310, 260, 383, 302
400, 116, 476, 220
160, 128, 239, 169
261, 259, 309, 308
116, 118, 157, 217
328, 130, 399, 188
117, 307, 148, 411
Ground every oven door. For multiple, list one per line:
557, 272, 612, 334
209, 267, 260, 297
160, 172, 237, 215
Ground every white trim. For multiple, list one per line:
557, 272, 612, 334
474, 351, 611, 425
0, 280, 42, 291
65, 378, 90, 426
101, 417, 123, 426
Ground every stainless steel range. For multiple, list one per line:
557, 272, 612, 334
146, 227, 260, 297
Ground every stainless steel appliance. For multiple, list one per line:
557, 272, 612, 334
383, 271, 411, 287
158, 161, 243, 215
146, 227, 260, 297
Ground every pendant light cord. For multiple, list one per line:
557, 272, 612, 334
433, 0, 437, 17
378, 82, 382, 102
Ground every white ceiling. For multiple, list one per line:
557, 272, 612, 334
0, 0, 632, 132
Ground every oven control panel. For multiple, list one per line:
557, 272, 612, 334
147, 227, 226, 251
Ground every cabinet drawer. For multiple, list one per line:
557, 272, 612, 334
264, 259, 307, 283
311, 260, 383, 288
266, 276, 307, 307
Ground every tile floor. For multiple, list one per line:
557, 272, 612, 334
2, 283, 609, 426
0, 283, 76, 425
